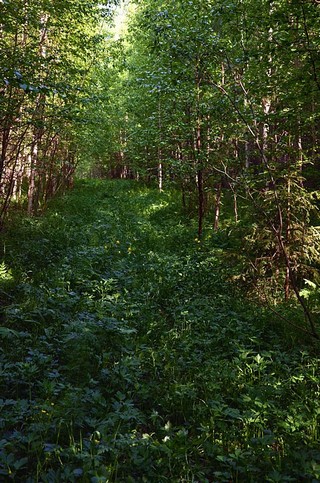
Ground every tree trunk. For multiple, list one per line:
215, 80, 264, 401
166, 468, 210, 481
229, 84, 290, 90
27, 140, 38, 215
214, 182, 222, 231
197, 168, 204, 237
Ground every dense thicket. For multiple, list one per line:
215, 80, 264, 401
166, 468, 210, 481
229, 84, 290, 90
0, 0, 116, 222
1, 2, 320, 479
3, 1, 320, 321
93, 0, 320, 334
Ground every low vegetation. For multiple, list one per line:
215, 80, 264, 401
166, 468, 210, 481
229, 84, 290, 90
0, 179, 319, 482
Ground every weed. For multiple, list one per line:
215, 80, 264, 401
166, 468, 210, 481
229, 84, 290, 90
0, 180, 319, 481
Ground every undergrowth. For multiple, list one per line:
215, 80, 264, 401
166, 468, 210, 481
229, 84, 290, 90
0, 179, 319, 482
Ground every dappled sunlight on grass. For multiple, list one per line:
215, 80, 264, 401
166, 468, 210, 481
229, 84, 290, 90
0, 180, 320, 481
142, 200, 169, 216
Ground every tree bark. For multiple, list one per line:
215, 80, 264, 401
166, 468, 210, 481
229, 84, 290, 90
214, 182, 222, 231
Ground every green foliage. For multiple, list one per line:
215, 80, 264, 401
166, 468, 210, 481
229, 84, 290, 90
0, 179, 319, 481
96, 0, 320, 308
0, 0, 118, 220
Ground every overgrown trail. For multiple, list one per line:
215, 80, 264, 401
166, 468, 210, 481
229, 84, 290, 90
1, 180, 320, 482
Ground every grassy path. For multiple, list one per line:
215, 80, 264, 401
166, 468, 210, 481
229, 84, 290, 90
1, 180, 320, 482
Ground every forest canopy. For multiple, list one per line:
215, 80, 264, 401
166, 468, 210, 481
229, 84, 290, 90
1, 0, 320, 322
2, 0, 320, 327
1, 1, 320, 480
83, 0, 320, 332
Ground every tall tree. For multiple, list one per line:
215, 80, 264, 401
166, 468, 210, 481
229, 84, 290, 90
0, 0, 117, 222
101, 0, 320, 335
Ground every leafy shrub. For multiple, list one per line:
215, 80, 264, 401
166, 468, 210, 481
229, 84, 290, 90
0, 180, 319, 481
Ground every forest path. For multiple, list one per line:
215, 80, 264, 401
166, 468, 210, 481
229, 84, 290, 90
1, 180, 319, 481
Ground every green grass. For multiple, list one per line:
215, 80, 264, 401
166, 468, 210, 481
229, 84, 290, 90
0, 179, 320, 482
